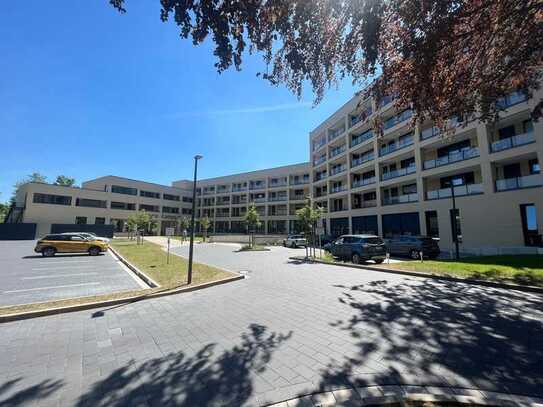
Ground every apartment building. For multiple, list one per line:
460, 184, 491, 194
10, 176, 194, 237
310, 89, 543, 255
172, 163, 311, 235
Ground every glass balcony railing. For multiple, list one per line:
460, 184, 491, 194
232, 186, 247, 192
216, 212, 230, 218
249, 183, 266, 190
202, 190, 215, 195
329, 165, 347, 176
268, 196, 287, 202
313, 156, 327, 166
291, 178, 310, 185
251, 197, 266, 203
496, 91, 528, 109
426, 183, 483, 200
269, 182, 287, 188
315, 173, 327, 181
328, 126, 346, 141
352, 154, 374, 167
490, 131, 534, 153
350, 106, 373, 127
268, 211, 288, 216
312, 139, 327, 151
382, 165, 416, 181
352, 177, 376, 188
379, 136, 414, 156
383, 193, 418, 206
496, 174, 542, 191
353, 200, 377, 209
351, 131, 373, 147
383, 109, 412, 130
290, 194, 306, 201
423, 147, 479, 170
329, 145, 347, 159
216, 201, 230, 206
330, 185, 347, 194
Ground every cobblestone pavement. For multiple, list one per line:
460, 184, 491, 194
1, 243, 542, 406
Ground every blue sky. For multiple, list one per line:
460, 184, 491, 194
0, 1, 358, 201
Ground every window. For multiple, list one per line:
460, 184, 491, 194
450, 209, 462, 243
352, 216, 378, 235
402, 183, 417, 195
182, 196, 193, 203
76, 198, 107, 208
529, 159, 540, 175
164, 193, 180, 201
111, 201, 136, 210
33, 193, 72, 206
520, 204, 539, 246
162, 206, 179, 214
75, 216, 87, 225
139, 204, 159, 212
498, 125, 516, 140
140, 190, 160, 199
425, 211, 439, 237
95, 217, 105, 225
182, 208, 192, 215
382, 213, 421, 237
111, 185, 137, 195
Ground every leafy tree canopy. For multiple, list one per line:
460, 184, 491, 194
111, 0, 543, 127
54, 175, 76, 187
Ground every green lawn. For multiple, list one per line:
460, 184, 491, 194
384, 255, 543, 286
237, 244, 270, 252
111, 239, 234, 287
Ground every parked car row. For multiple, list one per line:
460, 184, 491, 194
34, 232, 110, 257
284, 232, 441, 264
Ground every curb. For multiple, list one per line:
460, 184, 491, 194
289, 256, 543, 294
109, 246, 159, 288
264, 385, 543, 407
0, 274, 245, 323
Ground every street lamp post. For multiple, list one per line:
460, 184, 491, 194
187, 155, 203, 285
450, 180, 460, 260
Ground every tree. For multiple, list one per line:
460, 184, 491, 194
0, 199, 8, 223
54, 175, 76, 187
199, 216, 211, 242
178, 216, 190, 242
245, 203, 261, 248
11, 172, 48, 204
126, 210, 158, 240
296, 203, 324, 259
111, 0, 543, 127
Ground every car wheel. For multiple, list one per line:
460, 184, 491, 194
291, 242, 297, 248
88, 246, 101, 256
283, 241, 286, 247
351, 253, 361, 264
410, 249, 420, 260
41, 247, 56, 257
374, 259, 384, 264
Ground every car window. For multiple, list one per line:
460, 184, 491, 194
70, 236, 85, 241
335, 238, 344, 244
362, 237, 384, 245
342, 237, 354, 243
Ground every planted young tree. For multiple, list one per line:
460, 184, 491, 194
245, 203, 261, 248
126, 210, 156, 242
178, 216, 190, 242
296, 204, 324, 259
199, 216, 211, 242
111, 1, 543, 127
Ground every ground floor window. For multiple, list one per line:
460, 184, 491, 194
330, 217, 349, 237
111, 218, 126, 232
95, 217, 105, 225
268, 220, 287, 234
382, 212, 420, 238
75, 216, 87, 225
289, 220, 302, 234
215, 221, 230, 233
425, 211, 439, 237
351, 215, 377, 235
520, 204, 540, 246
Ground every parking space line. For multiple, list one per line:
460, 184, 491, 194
32, 265, 96, 271
4, 282, 100, 294
22, 273, 99, 280
34, 260, 93, 265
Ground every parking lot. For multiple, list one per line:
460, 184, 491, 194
0, 240, 146, 307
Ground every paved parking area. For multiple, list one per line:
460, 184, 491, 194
0, 241, 144, 307
0, 243, 542, 406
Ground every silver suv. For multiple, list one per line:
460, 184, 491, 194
283, 234, 307, 248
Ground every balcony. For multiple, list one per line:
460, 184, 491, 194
490, 131, 534, 153
352, 177, 376, 188
249, 184, 266, 190
496, 91, 527, 109
379, 136, 414, 157
352, 153, 374, 168
269, 182, 288, 188
329, 165, 347, 176
351, 131, 373, 147
268, 210, 288, 217
216, 187, 230, 194
383, 193, 418, 206
232, 186, 247, 192
313, 156, 327, 166
216, 201, 230, 206
290, 194, 306, 201
313, 139, 327, 151
353, 200, 377, 209
426, 183, 483, 200
268, 196, 287, 202
495, 174, 542, 192
423, 147, 479, 170
329, 144, 347, 159
216, 212, 230, 218
290, 178, 310, 185
314, 191, 327, 198
383, 109, 412, 131
251, 197, 266, 203
314, 172, 327, 182
382, 165, 416, 181
202, 190, 215, 195
330, 185, 347, 194
328, 126, 346, 141
350, 106, 373, 127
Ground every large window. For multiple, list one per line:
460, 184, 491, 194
111, 185, 137, 196
382, 213, 420, 237
425, 211, 439, 237
75, 216, 87, 225
330, 217, 349, 237
33, 193, 72, 206
182, 196, 193, 203
140, 190, 160, 199
164, 193, 180, 201
352, 215, 378, 235
162, 206, 179, 214
111, 201, 136, 210
139, 204, 159, 212
95, 217, 105, 225
76, 198, 107, 208
520, 204, 540, 246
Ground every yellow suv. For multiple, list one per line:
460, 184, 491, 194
35, 234, 109, 257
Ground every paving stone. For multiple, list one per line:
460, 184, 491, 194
287, 395, 315, 407
332, 388, 362, 407
311, 392, 336, 406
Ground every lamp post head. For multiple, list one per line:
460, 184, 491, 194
194, 155, 203, 160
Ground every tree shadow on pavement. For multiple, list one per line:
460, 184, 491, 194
0, 378, 63, 406
316, 279, 543, 397
75, 323, 292, 406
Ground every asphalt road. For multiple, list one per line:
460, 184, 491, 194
0, 240, 144, 307
1, 243, 542, 406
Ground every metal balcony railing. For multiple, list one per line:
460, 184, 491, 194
352, 177, 376, 188
490, 131, 534, 153
423, 147, 479, 170
328, 126, 346, 141
329, 145, 347, 159
352, 154, 374, 167
330, 165, 347, 176
330, 185, 347, 194
379, 136, 414, 157
313, 156, 327, 166
382, 193, 418, 205
382, 165, 416, 181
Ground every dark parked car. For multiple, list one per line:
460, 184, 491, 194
328, 234, 387, 264
385, 236, 440, 259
